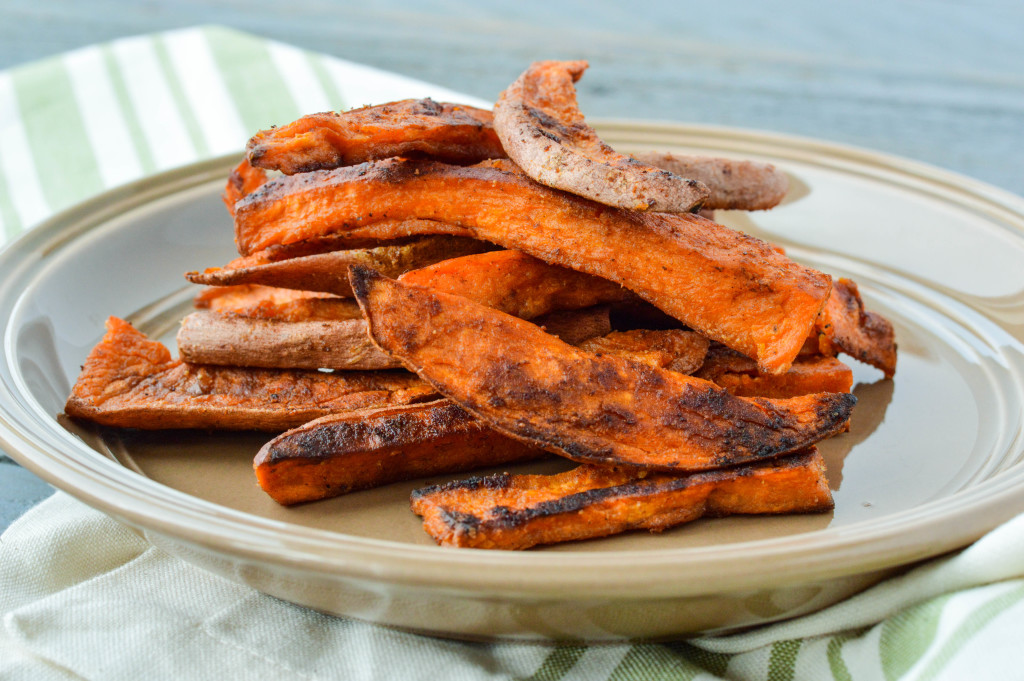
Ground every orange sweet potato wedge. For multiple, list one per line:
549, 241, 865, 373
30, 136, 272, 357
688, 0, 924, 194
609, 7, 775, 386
815, 278, 897, 377
410, 448, 832, 550
695, 345, 853, 398
65, 317, 434, 430
632, 151, 789, 211
237, 158, 832, 372
193, 285, 362, 322
252, 311, 823, 506
222, 158, 268, 216
493, 61, 708, 212
187, 235, 491, 297
398, 249, 634, 319
255, 399, 545, 505
251, 323, 711, 505
352, 267, 855, 472
246, 98, 506, 174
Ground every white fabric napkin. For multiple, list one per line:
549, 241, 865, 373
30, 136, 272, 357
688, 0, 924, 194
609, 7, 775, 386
4, 491, 1024, 680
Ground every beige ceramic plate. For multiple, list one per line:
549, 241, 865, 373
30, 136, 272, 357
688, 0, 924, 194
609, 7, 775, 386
2, 122, 1024, 641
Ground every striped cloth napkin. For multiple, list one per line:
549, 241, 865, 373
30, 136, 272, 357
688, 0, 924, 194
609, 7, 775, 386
3, 25, 1024, 681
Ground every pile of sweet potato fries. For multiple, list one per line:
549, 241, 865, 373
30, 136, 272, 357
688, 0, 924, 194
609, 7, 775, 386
65, 61, 896, 550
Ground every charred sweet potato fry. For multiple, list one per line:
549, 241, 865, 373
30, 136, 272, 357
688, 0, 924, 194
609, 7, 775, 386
222, 158, 268, 216
236, 158, 832, 372
411, 448, 832, 549
695, 345, 853, 398
65, 317, 434, 430
578, 329, 710, 376
187, 236, 491, 297
398, 249, 634, 319
815, 278, 897, 377
255, 399, 545, 505
352, 268, 855, 471
247, 98, 506, 174
493, 61, 708, 212
251, 318, 716, 505
632, 151, 789, 211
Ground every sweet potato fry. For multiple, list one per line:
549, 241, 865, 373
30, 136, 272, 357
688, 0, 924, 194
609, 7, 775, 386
222, 158, 268, 216
187, 236, 492, 297
632, 151, 789, 211
410, 448, 832, 550
177, 305, 611, 371
254, 313, 732, 506
493, 60, 708, 212
578, 329, 710, 375
65, 317, 434, 430
228, 222, 475, 267
255, 400, 545, 505
194, 285, 362, 322
191, 252, 621, 342
815, 278, 897, 377
352, 268, 855, 471
695, 345, 853, 398
251, 319, 714, 505
236, 158, 831, 372
247, 98, 506, 174
176, 311, 398, 371
398, 249, 634, 319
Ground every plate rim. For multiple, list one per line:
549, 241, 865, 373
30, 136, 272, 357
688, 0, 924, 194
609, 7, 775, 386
2, 120, 1024, 601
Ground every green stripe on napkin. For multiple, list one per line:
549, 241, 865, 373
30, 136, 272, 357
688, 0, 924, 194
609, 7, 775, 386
11, 59, 103, 211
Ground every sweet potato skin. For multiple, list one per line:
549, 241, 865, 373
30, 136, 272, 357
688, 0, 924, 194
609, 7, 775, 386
411, 448, 832, 550
493, 61, 709, 212
236, 158, 831, 372
176, 311, 400, 371
66, 317, 433, 430
255, 400, 544, 505
187, 236, 492, 297
632, 151, 789, 211
176, 305, 611, 371
352, 268, 855, 472
247, 98, 506, 174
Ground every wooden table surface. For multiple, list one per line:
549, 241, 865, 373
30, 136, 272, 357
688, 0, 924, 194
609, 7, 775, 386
2, 0, 1023, 528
